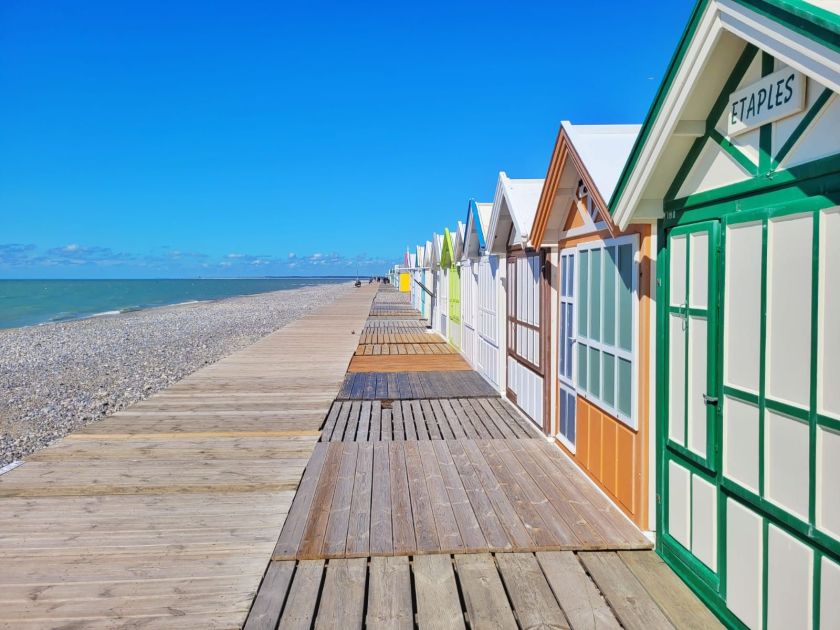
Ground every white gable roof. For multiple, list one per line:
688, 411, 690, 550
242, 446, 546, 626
486, 172, 545, 254
562, 122, 641, 202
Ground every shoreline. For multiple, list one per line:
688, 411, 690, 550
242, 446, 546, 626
0, 282, 352, 466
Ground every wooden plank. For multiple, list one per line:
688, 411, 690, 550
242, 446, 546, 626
319, 403, 341, 442
417, 441, 463, 552
392, 402, 405, 441
454, 554, 517, 629
345, 401, 361, 443
321, 443, 359, 556
389, 442, 416, 555
243, 561, 295, 630
432, 441, 486, 551
456, 441, 529, 549
476, 398, 518, 438
466, 399, 502, 438
402, 402, 418, 441
297, 443, 344, 559
366, 556, 413, 630
458, 398, 491, 438
380, 408, 393, 442
370, 443, 393, 555
313, 558, 367, 629
619, 551, 723, 629
536, 551, 621, 630
273, 443, 329, 559
345, 443, 373, 557
412, 400, 430, 440
403, 442, 438, 552
413, 554, 465, 630
579, 552, 675, 630
369, 400, 382, 442
496, 552, 569, 629
472, 441, 556, 547
430, 399, 456, 439
356, 401, 371, 441
330, 402, 351, 442
507, 440, 604, 547
447, 399, 477, 439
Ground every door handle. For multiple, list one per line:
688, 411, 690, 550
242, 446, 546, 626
703, 394, 719, 406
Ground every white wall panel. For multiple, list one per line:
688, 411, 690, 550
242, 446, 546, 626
670, 235, 687, 306
668, 460, 691, 549
726, 498, 763, 630
817, 425, 840, 541
766, 213, 813, 409
688, 316, 708, 457
689, 231, 709, 309
723, 396, 760, 492
821, 556, 840, 630
767, 525, 812, 630
669, 314, 686, 445
765, 410, 810, 520
691, 474, 717, 571
724, 221, 762, 394
819, 208, 840, 419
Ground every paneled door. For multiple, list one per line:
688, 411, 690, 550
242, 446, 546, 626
662, 220, 721, 577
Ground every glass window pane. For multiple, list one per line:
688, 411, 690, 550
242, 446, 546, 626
559, 306, 566, 376
603, 352, 616, 407
569, 255, 575, 296
618, 244, 633, 351
604, 246, 617, 346
590, 249, 601, 342
561, 255, 568, 297
578, 343, 588, 391
589, 347, 601, 398
579, 252, 588, 338
618, 357, 632, 417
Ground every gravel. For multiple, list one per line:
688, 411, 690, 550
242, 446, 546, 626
0, 282, 352, 467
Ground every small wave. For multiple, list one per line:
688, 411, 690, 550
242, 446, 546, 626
89, 310, 123, 318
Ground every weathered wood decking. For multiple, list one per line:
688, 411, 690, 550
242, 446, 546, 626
240, 288, 724, 629
0, 285, 377, 628
246, 550, 722, 630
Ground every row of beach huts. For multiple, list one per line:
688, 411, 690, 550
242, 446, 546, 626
389, 1, 839, 628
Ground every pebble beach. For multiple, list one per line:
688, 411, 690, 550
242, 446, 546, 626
0, 282, 351, 467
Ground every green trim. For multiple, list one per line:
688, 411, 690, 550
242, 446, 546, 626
610, 0, 840, 217
709, 128, 758, 174
441, 229, 455, 268
665, 44, 758, 201
773, 88, 834, 168
664, 153, 840, 215
759, 52, 775, 174
733, 0, 840, 54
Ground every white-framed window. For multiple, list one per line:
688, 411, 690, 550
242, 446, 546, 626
575, 234, 638, 429
558, 248, 576, 449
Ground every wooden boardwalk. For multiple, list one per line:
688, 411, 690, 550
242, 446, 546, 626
0, 285, 377, 629
245, 287, 722, 628
246, 551, 722, 630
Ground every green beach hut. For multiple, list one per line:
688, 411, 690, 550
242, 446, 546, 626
610, 1, 840, 627
441, 227, 461, 348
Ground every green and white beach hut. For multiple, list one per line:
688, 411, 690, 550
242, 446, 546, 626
609, 1, 840, 627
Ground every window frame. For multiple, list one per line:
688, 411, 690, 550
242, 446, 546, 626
574, 233, 640, 430
506, 249, 545, 375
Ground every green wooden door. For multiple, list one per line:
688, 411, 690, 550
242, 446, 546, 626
660, 219, 723, 589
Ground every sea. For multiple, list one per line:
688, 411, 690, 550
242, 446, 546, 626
0, 278, 352, 329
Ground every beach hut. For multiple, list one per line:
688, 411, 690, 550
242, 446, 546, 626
422, 240, 433, 321
414, 244, 427, 316
460, 202, 486, 368
486, 172, 548, 430
441, 228, 460, 348
431, 233, 448, 337
530, 122, 650, 530
608, 1, 840, 626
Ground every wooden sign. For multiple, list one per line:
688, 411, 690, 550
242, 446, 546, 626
727, 67, 806, 136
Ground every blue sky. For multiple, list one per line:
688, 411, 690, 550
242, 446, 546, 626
0, 1, 693, 278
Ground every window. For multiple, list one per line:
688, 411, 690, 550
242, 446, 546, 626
507, 252, 543, 371
558, 249, 576, 448
576, 235, 637, 428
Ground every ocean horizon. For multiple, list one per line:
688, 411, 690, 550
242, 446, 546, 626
0, 277, 355, 329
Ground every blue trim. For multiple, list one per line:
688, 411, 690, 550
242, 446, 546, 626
468, 198, 486, 249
